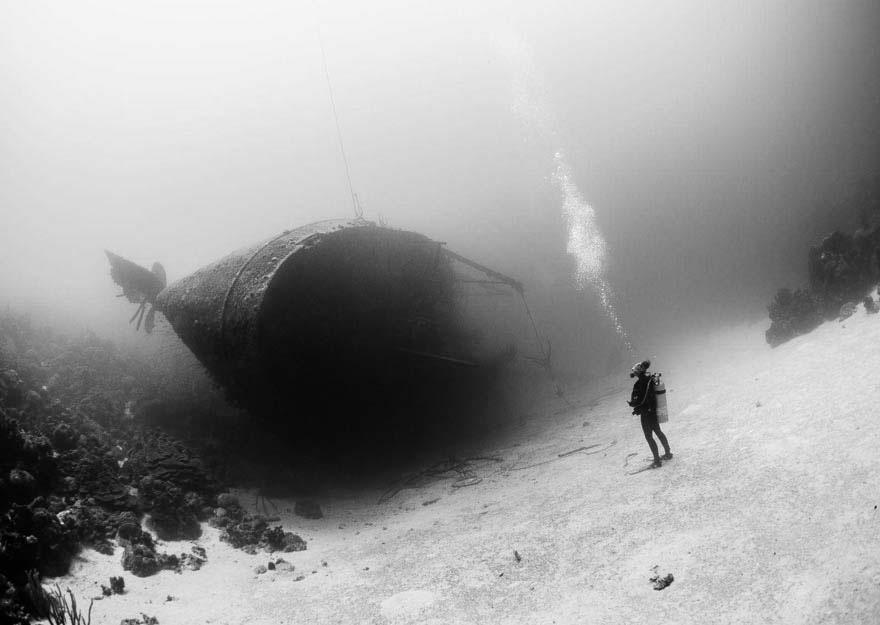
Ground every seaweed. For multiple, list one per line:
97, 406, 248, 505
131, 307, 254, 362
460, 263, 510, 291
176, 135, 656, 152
26, 572, 93, 625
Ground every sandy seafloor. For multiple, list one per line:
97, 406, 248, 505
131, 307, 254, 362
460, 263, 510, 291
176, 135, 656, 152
44, 301, 880, 624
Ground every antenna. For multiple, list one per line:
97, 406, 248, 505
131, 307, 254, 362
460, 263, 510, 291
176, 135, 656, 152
315, 16, 362, 219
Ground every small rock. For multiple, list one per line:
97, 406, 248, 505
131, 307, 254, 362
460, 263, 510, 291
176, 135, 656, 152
651, 573, 674, 590
649, 565, 674, 590
120, 615, 159, 625
110, 576, 125, 594
514, 550, 521, 562
178, 546, 207, 571
267, 561, 276, 570
254, 565, 268, 575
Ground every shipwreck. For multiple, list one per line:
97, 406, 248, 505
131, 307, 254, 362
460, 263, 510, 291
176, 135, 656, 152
107, 219, 531, 430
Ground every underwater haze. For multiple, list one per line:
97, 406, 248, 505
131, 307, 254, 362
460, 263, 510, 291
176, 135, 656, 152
5, 4, 880, 623
2, 0, 880, 369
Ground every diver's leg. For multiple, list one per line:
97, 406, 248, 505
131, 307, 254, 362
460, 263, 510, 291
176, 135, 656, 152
641, 414, 661, 463
653, 423, 672, 458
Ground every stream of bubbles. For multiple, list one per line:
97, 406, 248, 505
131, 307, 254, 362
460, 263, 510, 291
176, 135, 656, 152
497, 31, 633, 353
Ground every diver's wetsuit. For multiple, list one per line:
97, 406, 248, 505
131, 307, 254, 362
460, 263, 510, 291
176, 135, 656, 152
630, 373, 671, 463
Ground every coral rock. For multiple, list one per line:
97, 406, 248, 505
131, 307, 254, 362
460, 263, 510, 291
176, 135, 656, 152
282, 533, 307, 553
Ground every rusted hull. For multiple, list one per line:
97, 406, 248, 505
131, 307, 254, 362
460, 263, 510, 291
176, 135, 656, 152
156, 220, 461, 416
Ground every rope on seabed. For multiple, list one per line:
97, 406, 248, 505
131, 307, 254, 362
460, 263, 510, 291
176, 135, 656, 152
377, 455, 504, 504
377, 440, 618, 503
505, 439, 617, 472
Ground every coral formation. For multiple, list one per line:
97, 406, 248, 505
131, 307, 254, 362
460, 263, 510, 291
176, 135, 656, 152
0, 311, 305, 622
767, 222, 880, 345
209, 494, 306, 554
765, 288, 824, 347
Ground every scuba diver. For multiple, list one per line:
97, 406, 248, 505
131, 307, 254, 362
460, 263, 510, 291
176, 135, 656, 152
627, 359, 672, 469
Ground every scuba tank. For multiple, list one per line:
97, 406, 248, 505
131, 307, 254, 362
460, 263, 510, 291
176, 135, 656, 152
652, 373, 668, 423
